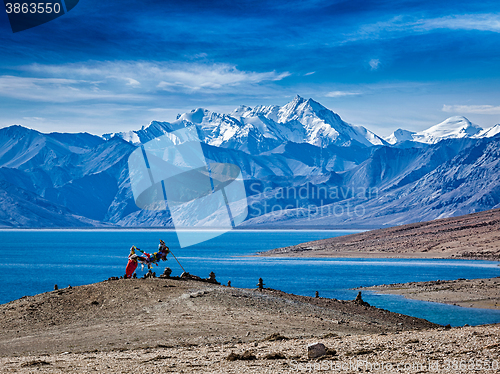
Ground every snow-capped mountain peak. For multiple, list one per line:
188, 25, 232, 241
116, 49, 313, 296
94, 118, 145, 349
3, 106, 500, 229
230, 105, 253, 118
177, 107, 209, 124
477, 123, 500, 138
387, 116, 484, 145
276, 95, 327, 124
274, 95, 386, 147
385, 129, 417, 145
105, 96, 387, 151
422, 116, 482, 139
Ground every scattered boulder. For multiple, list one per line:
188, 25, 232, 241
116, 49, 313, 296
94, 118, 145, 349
180, 272, 202, 281
143, 270, 156, 279
263, 333, 289, 342
308, 342, 327, 359
263, 352, 287, 360
226, 350, 257, 361
21, 360, 51, 367
405, 339, 419, 344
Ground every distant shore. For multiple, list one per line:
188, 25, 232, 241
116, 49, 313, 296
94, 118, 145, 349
359, 277, 500, 310
260, 208, 500, 261
0, 227, 369, 231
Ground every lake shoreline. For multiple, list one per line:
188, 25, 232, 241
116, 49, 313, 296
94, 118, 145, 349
0, 227, 368, 232
258, 250, 500, 260
260, 208, 500, 261
359, 277, 500, 310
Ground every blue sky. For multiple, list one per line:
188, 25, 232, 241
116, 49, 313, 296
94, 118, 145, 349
1, 0, 500, 136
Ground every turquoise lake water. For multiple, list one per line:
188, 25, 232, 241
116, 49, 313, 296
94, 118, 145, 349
1, 230, 500, 327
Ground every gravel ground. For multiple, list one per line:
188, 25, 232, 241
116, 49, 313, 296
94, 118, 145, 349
2, 324, 499, 373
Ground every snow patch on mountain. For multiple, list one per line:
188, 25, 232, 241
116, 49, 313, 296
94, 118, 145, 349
105, 96, 386, 152
386, 116, 484, 145
478, 124, 500, 138
420, 116, 482, 142
385, 129, 417, 145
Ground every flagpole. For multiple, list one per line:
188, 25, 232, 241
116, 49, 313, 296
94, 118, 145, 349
169, 249, 186, 273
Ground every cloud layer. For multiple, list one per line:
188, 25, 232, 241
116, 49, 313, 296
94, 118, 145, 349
1, 0, 500, 134
5, 61, 290, 102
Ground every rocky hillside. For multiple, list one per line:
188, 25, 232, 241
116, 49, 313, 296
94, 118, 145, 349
0, 278, 437, 357
262, 207, 500, 260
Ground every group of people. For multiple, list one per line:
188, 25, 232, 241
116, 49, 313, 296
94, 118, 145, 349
125, 239, 170, 278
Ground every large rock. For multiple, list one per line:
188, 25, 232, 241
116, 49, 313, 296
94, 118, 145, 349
307, 342, 327, 358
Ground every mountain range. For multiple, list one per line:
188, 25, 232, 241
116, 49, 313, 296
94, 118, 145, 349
1, 95, 499, 228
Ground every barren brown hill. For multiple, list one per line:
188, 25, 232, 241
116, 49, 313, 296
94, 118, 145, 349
0, 278, 437, 358
261, 208, 500, 260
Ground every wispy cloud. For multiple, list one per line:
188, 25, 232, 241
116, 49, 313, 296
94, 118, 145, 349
348, 13, 500, 43
0, 61, 293, 133
418, 14, 500, 33
0, 75, 144, 102
369, 59, 380, 70
22, 117, 45, 121
325, 90, 361, 98
443, 104, 500, 115
19, 61, 291, 96
154, 63, 290, 92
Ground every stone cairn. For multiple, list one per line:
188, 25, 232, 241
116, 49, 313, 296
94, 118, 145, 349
206, 271, 220, 284
257, 277, 265, 291
143, 269, 156, 279
354, 291, 370, 307
161, 267, 172, 278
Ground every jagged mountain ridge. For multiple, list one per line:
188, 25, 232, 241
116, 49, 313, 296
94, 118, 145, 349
385, 116, 497, 145
243, 136, 500, 228
106, 97, 499, 150
1, 96, 500, 228
104, 96, 387, 153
